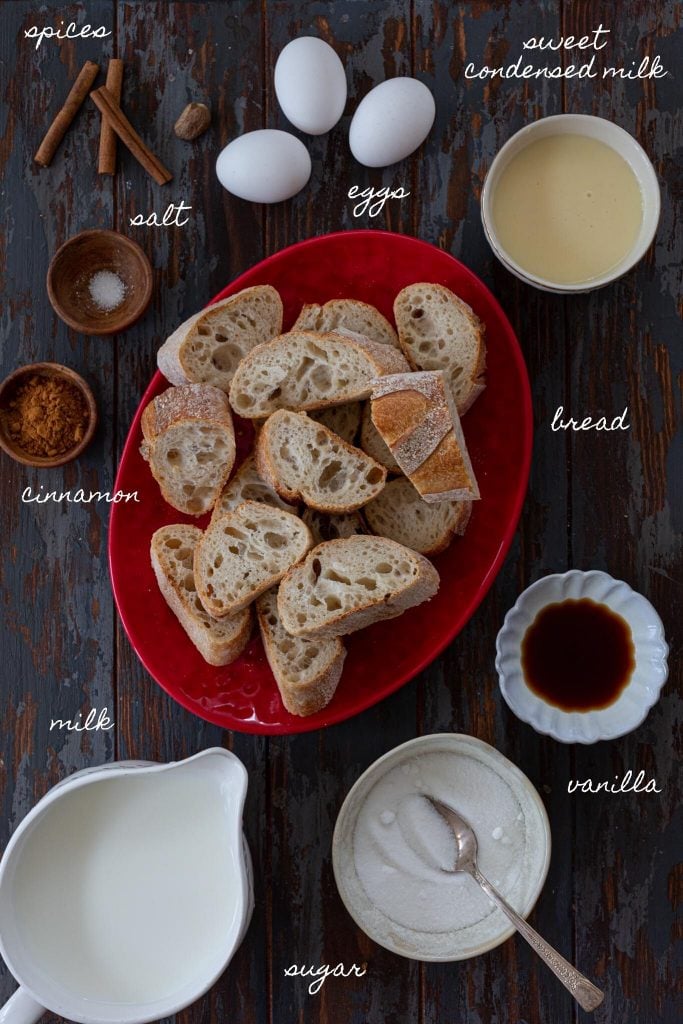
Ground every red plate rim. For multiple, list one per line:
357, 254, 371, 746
109, 230, 532, 734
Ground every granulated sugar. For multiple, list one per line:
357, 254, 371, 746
352, 750, 541, 945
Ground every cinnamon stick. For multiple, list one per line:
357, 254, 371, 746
35, 60, 100, 167
90, 86, 173, 186
98, 59, 124, 174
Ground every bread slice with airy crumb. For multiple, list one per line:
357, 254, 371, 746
256, 588, 345, 716
364, 476, 471, 556
151, 524, 252, 666
301, 508, 365, 546
360, 402, 401, 474
310, 401, 362, 445
255, 410, 386, 513
371, 370, 480, 503
228, 330, 409, 419
157, 285, 283, 392
211, 454, 295, 525
293, 299, 400, 349
277, 535, 439, 639
393, 282, 486, 414
141, 384, 236, 516
195, 500, 312, 617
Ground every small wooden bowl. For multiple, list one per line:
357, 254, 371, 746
0, 362, 98, 468
47, 229, 153, 335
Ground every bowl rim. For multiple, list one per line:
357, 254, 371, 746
46, 229, 153, 336
0, 361, 98, 468
495, 569, 669, 743
332, 732, 552, 962
480, 113, 661, 293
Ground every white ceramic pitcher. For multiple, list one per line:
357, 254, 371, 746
0, 748, 253, 1024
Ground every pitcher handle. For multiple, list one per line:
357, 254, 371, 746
0, 988, 45, 1024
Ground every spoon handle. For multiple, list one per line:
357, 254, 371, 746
472, 867, 604, 1013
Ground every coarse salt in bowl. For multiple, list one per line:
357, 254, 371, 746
332, 734, 550, 961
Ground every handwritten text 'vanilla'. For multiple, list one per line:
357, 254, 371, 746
568, 770, 661, 795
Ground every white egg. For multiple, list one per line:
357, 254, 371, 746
215, 130, 311, 203
349, 78, 436, 168
274, 36, 347, 135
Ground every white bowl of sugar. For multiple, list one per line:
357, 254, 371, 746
332, 733, 551, 961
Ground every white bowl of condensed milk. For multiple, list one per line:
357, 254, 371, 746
481, 114, 660, 293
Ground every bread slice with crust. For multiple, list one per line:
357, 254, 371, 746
141, 384, 236, 516
211, 454, 295, 525
194, 500, 312, 617
301, 507, 365, 546
256, 588, 346, 717
228, 330, 409, 419
393, 282, 486, 414
310, 401, 362, 445
255, 410, 386, 513
371, 370, 480, 503
360, 402, 401, 474
151, 524, 252, 666
293, 299, 400, 349
364, 476, 471, 556
277, 535, 440, 639
157, 285, 283, 392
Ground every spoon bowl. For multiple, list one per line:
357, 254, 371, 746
425, 798, 479, 874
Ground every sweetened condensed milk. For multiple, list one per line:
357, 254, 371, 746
491, 134, 643, 284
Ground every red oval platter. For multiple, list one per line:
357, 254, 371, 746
109, 230, 532, 735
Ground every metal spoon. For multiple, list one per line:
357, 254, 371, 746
426, 797, 604, 1013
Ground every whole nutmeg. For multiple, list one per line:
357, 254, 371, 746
174, 102, 211, 141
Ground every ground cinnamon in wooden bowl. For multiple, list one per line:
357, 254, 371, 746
0, 363, 97, 467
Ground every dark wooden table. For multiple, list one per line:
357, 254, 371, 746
0, 2, 681, 1022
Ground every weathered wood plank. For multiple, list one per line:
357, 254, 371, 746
113, 4, 268, 1024
561, 2, 683, 1022
413, 3, 574, 1023
0, 8, 115, 1021
263, 4, 422, 1023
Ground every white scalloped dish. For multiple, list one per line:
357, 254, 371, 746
496, 571, 668, 744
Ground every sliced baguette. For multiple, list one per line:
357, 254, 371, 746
310, 401, 362, 445
151, 525, 252, 666
371, 370, 480, 503
364, 476, 471, 556
393, 282, 486, 414
255, 410, 386, 513
228, 330, 409, 418
157, 285, 283, 392
277, 536, 440, 638
256, 588, 346, 717
302, 507, 365, 546
141, 384, 236, 516
293, 299, 400, 349
195, 500, 312, 617
211, 454, 294, 525
360, 402, 401, 474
